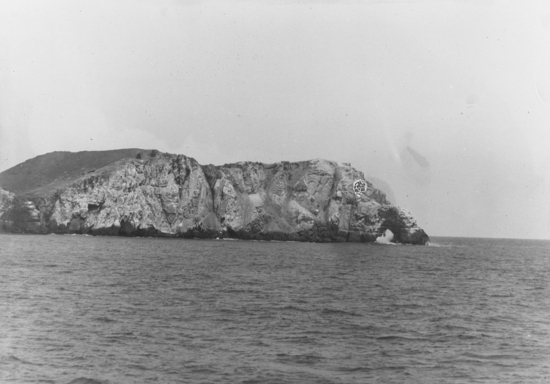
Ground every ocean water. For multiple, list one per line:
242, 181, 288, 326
0, 235, 549, 384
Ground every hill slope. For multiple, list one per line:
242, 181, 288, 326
0, 149, 147, 196
0, 150, 429, 244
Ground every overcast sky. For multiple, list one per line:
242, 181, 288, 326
1, 0, 549, 239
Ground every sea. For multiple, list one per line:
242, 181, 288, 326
0, 234, 549, 384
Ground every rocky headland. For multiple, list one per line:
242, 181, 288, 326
0, 149, 429, 244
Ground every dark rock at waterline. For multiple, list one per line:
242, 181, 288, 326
0, 149, 429, 244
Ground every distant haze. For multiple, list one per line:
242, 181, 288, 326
1, 0, 549, 239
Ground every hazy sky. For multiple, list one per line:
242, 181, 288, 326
1, 0, 549, 239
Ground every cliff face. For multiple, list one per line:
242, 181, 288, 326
0, 150, 429, 244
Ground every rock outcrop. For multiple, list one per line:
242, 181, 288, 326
0, 150, 429, 244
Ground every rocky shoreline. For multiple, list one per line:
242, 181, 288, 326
0, 150, 429, 244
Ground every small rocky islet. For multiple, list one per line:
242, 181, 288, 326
0, 149, 429, 244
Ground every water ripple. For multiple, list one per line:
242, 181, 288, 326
0, 235, 549, 383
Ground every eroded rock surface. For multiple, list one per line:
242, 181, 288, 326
0, 150, 429, 244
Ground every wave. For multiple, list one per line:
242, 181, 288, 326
338, 365, 411, 372
337, 366, 374, 372
7, 355, 43, 366
321, 308, 362, 317
279, 305, 312, 312
66, 378, 109, 384
461, 352, 520, 360
277, 335, 319, 345
92, 316, 117, 323
375, 335, 430, 342
126, 364, 152, 371
276, 353, 325, 365
426, 242, 454, 247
